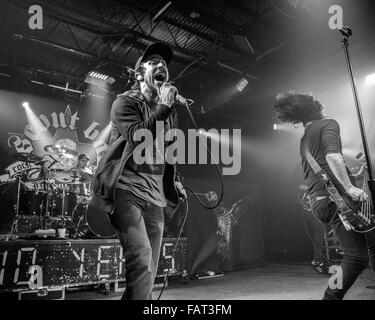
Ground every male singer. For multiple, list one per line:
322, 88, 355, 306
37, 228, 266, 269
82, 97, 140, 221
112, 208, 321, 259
91, 43, 186, 300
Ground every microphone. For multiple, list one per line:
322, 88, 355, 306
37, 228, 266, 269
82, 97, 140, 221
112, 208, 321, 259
175, 93, 194, 106
339, 26, 352, 38
162, 82, 194, 106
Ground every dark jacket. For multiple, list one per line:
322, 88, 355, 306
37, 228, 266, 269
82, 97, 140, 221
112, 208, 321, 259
90, 89, 180, 214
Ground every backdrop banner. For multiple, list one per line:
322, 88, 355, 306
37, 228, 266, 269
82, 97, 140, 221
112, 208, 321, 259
0, 90, 112, 230
185, 177, 265, 275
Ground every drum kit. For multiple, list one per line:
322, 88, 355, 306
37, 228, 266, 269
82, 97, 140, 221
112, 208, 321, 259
9, 143, 115, 239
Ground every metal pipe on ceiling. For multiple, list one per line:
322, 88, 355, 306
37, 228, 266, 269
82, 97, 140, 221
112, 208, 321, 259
13, 33, 94, 60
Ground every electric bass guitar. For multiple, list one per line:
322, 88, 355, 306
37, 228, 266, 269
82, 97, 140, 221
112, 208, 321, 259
306, 150, 375, 233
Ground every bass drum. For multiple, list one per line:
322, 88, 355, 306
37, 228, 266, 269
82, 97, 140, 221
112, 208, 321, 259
19, 190, 46, 216
87, 205, 116, 238
72, 203, 116, 239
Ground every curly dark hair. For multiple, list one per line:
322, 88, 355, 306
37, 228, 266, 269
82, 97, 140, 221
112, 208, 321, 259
273, 91, 324, 125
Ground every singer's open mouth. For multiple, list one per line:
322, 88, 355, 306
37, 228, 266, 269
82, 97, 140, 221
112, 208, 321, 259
154, 71, 166, 83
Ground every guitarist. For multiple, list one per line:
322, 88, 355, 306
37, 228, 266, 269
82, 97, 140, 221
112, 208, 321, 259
274, 91, 375, 300
91, 43, 186, 300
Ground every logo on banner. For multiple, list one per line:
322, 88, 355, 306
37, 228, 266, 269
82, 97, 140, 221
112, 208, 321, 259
0, 106, 108, 185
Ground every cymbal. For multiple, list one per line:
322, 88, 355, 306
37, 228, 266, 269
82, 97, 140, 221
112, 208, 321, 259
61, 146, 78, 158
44, 144, 59, 155
12, 153, 42, 164
44, 144, 78, 158
50, 168, 80, 183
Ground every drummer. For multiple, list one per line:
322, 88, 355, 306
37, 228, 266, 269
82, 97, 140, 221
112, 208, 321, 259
72, 154, 93, 196
76, 154, 92, 176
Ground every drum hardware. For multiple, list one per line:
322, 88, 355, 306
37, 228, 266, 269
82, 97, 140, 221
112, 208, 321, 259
11, 175, 22, 234
72, 203, 86, 239
43, 176, 52, 222
60, 182, 69, 227
7, 149, 102, 239
10, 167, 34, 235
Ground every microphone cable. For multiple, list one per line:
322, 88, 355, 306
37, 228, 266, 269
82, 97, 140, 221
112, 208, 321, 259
182, 101, 224, 210
157, 199, 189, 300
157, 100, 225, 299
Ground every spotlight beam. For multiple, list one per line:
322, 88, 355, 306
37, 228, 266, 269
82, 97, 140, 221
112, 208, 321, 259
365, 73, 375, 86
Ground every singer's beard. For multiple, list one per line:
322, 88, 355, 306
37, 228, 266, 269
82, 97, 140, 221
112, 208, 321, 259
143, 73, 159, 100
142, 69, 170, 103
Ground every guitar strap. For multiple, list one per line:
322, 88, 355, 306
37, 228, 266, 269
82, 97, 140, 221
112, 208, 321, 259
304, 149, 326, 177
304, 149, 336, 191
304, 148, 352, 230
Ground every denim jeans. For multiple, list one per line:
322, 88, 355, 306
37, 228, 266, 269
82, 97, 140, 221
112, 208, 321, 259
303, 210, 326, 262
311, 196, 375, 300
109, 189, 164, 300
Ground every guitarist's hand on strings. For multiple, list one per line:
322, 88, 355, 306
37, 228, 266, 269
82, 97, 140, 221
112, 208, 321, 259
346, 185, 368, 202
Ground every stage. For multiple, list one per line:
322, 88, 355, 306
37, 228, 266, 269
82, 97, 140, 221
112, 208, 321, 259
65, 264, 375, 300
1, 0, 375, 304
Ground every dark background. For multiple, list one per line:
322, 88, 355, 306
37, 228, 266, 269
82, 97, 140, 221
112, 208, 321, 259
1, 0, 375, 268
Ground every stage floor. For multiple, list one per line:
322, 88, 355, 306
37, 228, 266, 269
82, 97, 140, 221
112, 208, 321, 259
66, 263, 375, 300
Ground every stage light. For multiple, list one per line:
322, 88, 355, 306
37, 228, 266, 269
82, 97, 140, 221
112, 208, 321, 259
88, 71, 109, 81
197, 129, 205, 136
95, 122, 112, 143
365, 73, 375, 86
23, 101, 52, 141
273, 124, 278, 131
236, 77, 249, 92
85, 71, 115, 86
190, 11, 200, 19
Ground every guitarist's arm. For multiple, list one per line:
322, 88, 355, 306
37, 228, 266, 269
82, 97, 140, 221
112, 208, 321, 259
326, 153, 366, 202
321, 119, 367, 202
326, 153, 355, 193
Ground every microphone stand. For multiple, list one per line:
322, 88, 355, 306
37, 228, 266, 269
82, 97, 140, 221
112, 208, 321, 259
340, 26, 375, 202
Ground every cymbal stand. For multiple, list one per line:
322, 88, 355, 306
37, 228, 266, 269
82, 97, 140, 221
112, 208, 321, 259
60, 183, 67, 227
9, 175, 22, 235
42, 174, 53, 229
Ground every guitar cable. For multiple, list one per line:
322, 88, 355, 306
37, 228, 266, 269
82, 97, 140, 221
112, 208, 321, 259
296, 193, 332, 266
